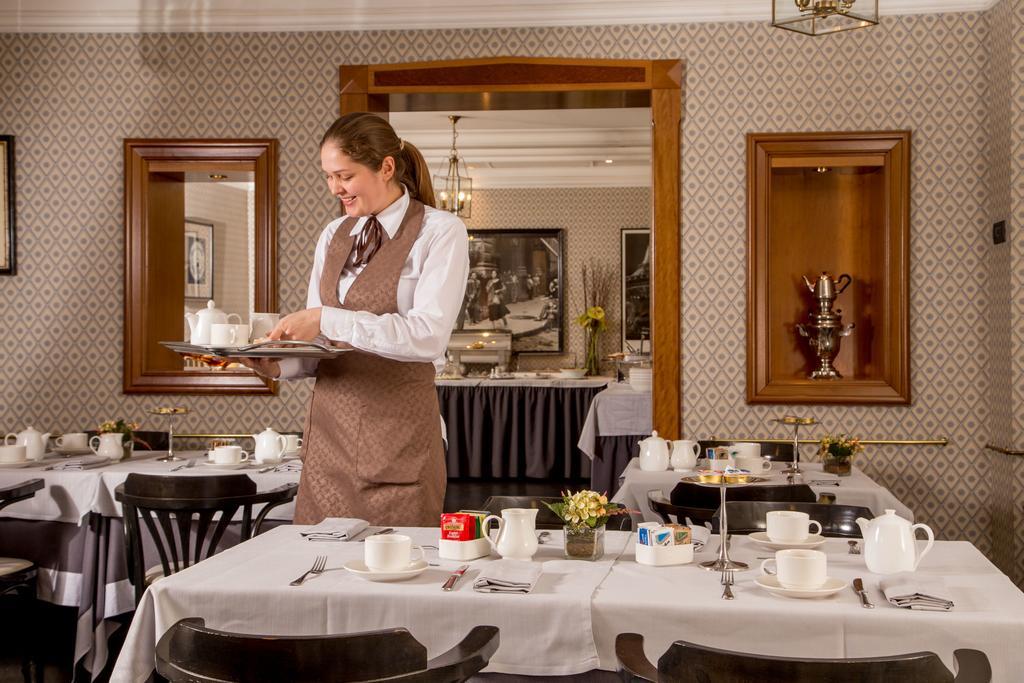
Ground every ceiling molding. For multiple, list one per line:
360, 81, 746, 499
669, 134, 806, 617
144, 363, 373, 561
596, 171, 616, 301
0, 0, 999, 34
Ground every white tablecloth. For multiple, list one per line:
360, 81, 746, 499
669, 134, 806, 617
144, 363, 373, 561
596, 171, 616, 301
0, 451, 301, 524
611, 458, 914, 522
112, 526, 631, 683
578, 382, 652, 458
111, 527, 1024, 683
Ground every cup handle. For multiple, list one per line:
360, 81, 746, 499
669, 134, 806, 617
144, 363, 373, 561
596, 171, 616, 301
760, 558, 777, 576
911, 523, 935, 570
227, 313, 243, 324
276, 436, 287, 458
3, 433, 15, 445
763, 460, 773, 471
239, 451, 250, 462
296, 437, 303, 449
55, 436, 65, 448
411, 544, 425, 564
483, 515, 502, 551
808, 520, 822, 536
89, 435, 100, 455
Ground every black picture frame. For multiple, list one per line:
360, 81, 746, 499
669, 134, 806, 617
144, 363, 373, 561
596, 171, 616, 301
0, 135, 14, 276
621, 228, 651, 352
457, 228, 564, 354
184, 218, 215, 300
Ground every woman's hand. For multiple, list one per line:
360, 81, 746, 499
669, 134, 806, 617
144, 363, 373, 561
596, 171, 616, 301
236, 357, 281, 378
269, 308, 323, 341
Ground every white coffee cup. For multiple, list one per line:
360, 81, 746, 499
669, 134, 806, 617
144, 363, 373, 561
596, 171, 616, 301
735, 455, 773, 473
210, 323, 248, 347
766, 510, 822, 543
249, 312, 280, 340
709, 456, 735, 472
760, 549, 827, 589
0, 445, 27, 463
364, 533, 425, 572
283, 434, 303, 454
56, 432, 88, 450
730, 442, 761, 460
212, 446, 249, 465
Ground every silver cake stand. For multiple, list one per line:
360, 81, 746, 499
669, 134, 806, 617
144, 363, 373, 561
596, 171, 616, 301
681, 473, 769, 571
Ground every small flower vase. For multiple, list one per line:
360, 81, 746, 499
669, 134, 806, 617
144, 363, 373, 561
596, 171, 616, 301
822, 453, 852, 476
584, 329, 601, 376
564, 524, 605, 560
122, 440, 134, 461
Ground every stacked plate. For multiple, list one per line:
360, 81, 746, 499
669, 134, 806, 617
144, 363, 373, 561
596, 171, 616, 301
629, 367, 652, 392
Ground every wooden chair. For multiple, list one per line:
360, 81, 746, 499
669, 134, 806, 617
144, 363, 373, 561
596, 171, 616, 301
481, 495, 632, 531
698, 440, 794, 462
115, 474, 298, 604
713, 501, 873, 538
155, 617, 500, 683
616, 633, 992, 683
0, 478, 45, 683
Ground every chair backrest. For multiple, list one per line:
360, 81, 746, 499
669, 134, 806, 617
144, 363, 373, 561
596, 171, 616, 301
715, 501, 873, 537
0, 478, 44, 513
669, 482, 817, 509
115, 474, 267, 604
699, 440, 794, 462
480, 495, 632, 531
156, 618, 500, 683
658, 639, 959, 683
648, 490, 717, 526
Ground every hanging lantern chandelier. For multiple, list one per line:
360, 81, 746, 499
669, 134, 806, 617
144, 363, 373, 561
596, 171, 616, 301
772, 0, 878, 36
433, 114, 473, 218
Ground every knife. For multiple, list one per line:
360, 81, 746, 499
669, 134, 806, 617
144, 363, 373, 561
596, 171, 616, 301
442, 564, 470, 591
853, 578, 874, 608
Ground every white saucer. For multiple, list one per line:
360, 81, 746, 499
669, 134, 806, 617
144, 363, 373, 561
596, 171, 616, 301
342, 559, 428, 582
0, 460, 32, 469
52, 447, 94, 456
755, 575, 848, 599
748, 532, 826, 550
201, 461, 251, 470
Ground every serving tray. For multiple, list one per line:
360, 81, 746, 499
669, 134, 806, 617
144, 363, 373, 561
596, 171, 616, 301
161, 339, 350, 360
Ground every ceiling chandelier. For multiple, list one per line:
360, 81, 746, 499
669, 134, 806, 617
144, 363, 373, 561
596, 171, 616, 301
772, 0, 878, 36
433, 114, 473, 218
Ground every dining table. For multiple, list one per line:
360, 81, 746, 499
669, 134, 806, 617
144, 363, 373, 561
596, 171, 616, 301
0, 449, 301, 678
111, 524, 1024, 683
577, 382, 651, 495
612, 457, 915, 523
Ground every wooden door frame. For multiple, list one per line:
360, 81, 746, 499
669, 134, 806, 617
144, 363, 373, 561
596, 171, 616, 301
339, 57, 682, 436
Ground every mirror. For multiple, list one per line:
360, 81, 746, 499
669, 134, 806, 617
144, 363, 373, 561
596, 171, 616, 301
341, 58, 681, 436
124, 139, 278, 394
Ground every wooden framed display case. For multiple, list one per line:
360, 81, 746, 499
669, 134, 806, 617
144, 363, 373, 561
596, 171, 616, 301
746, 131, 910, 405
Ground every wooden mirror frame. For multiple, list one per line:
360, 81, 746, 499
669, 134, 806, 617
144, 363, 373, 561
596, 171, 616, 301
340, 57, 682, 437
123, 139, 278, 394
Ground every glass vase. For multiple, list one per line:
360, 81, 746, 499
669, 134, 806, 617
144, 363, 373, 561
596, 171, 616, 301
584, 329, 601, 376
563, 524, 605, 560
822, 453, 852, 476
122, 440, 134, 461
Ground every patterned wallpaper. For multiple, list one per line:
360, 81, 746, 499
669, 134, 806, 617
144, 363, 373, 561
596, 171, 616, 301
463, 187, 650, 371
0, 11, 1021, 582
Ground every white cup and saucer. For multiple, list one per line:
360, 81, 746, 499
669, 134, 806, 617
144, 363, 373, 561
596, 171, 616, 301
748, 510, 826, 550
0, 445, 31, 468
282, 434, 303, 458
756, 548, 847, 598
54, 432, 92, 456
343, 534, 429, 582
203, 445, 251, 469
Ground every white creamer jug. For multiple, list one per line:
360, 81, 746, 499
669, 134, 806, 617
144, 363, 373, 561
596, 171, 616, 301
483, 508, 540, 560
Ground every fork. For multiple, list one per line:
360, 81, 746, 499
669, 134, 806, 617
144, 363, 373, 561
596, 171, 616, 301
290, 555, 327, 586
721, 570, 735, 600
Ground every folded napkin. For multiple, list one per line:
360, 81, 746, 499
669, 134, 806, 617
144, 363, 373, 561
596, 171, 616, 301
275, 460, 303, 472
879, 576, 955, 611
45, 455, 111, 471
473, 559, 543, 594
300, 517, 368, 542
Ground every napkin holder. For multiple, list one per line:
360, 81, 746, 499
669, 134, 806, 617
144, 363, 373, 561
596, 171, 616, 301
635, 542, 693, 567
439, 537, 491, 561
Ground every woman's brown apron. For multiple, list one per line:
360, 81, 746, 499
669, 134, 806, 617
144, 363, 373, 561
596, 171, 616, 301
293, 199, 446, 526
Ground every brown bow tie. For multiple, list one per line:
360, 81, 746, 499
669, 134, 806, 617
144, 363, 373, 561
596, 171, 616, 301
351, 214, 384, 267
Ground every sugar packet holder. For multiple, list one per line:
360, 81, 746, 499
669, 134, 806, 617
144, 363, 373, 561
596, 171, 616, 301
635, 522, 693, 566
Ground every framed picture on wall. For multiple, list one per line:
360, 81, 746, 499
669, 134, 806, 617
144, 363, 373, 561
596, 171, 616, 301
0, 135, 14, 276
184, 219, 214, 300
621, 228, 651, 352
456, 228, 564, 354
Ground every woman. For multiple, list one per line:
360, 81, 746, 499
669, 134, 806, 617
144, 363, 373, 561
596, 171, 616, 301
486, 269, 509, 329
244, 112, 469, 526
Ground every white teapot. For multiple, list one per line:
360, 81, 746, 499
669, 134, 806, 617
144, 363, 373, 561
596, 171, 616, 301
856, 509, 935, 574
185, 300, 236, 345
670, 439, 699, 471
483, 508, 539, 561
90, 432, 126, 461
4, 426, 52, 461
637, 430, 670, 471
251, 427, 287, 464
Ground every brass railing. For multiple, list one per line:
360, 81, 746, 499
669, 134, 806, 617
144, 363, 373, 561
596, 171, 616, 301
984, 443, 1024, 456
707, 437, 948, 447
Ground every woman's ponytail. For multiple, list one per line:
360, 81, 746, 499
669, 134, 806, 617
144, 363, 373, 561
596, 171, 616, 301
398, 141, 436, 208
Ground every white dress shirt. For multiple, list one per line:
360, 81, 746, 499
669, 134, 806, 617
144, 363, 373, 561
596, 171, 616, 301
278, 188, 469, 379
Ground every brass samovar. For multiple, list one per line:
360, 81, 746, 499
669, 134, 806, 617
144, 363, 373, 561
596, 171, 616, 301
796, 272, 855, 380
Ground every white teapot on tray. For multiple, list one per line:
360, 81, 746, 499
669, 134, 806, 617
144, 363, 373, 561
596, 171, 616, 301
637, 430, 670, 471
185, 300, 240, 345
856, 509, 934, 574
3, 426, 51, 461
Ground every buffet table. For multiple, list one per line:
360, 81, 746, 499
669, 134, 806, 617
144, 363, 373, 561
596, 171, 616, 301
436, 376, 611, 480
577, 382, 651, 495
612, 458, 914, 523
111, 526, 1024, 682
